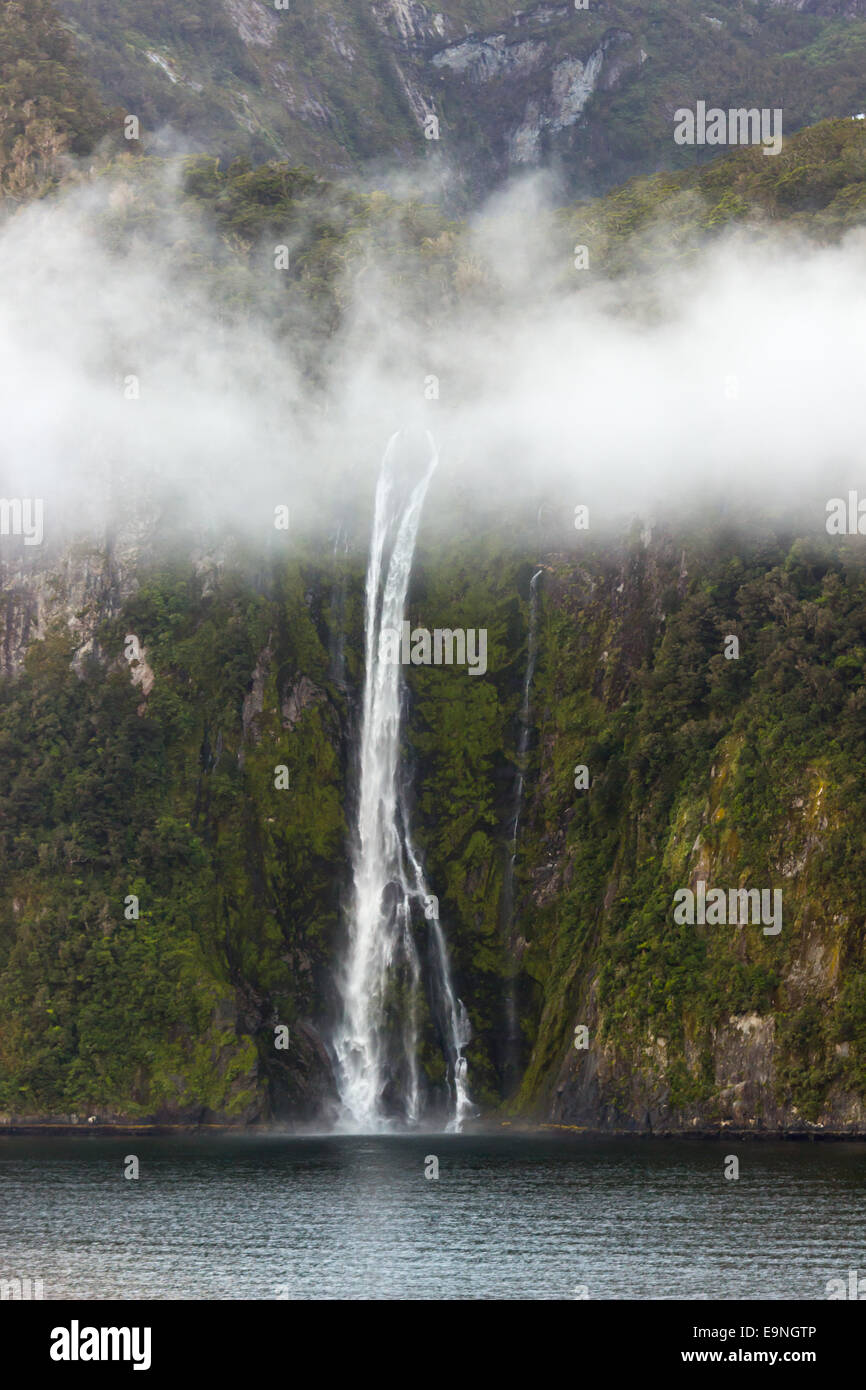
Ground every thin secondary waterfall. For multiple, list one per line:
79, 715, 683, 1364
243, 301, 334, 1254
328, 523, 349, 686
333, 433, 472, 1132
501, 567, 544, 1090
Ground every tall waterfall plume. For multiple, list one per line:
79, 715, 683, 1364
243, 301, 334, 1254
332, 433, 473, 1133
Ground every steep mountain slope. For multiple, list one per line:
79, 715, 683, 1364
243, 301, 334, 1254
5, 522, 866, 1133
0, 0, 113, 200
512, 533, 866, 1134
53, 0, 866, 196
3, 120, 866, 1128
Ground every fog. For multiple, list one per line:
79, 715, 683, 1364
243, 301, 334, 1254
2, 161, 865, 558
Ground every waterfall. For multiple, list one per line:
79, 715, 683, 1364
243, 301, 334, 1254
332, 432, 473, 1133
501, 567, 544, 1091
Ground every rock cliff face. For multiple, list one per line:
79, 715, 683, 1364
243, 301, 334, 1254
506, 532, 866, 1135
0, 546, 132, 679
0, 532, 349, 1127
3, 522, 866, 1131
53, 0, 866, 197
552, 1006, 866, 1135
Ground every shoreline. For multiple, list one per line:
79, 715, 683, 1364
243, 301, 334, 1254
2, 1119, 866, 1141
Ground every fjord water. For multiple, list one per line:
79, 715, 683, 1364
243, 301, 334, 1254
2, 1134, 864, 1299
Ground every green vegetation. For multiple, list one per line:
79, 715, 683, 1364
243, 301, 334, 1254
0, 556, 346, 1117
560, 117, 866, 276
513, 533, 866, 1125
3, 2, 866, 1122
0, 0, 113, 200
5, 514, 866, 1124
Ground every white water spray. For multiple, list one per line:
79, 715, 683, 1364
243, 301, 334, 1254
333, 433, 473, 1132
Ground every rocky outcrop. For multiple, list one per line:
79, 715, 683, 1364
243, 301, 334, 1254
552, 1003, 866, 1134
431, 36, 548, 82
224, 0, 280, 48
242, 640, 272, 741
281, 674, 324, 729
0, 544, 137, 678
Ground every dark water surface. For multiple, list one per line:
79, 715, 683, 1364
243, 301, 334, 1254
1, 1133, 864, 1299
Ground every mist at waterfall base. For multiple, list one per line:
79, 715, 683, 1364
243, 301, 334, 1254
4, 170, 866, 545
